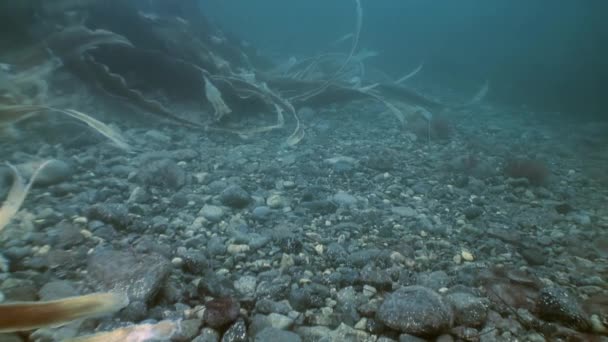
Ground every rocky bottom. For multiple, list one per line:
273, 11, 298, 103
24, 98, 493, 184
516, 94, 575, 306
0, 100, 607, 341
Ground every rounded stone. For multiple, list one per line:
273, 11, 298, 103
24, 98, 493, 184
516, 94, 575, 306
377, 286, 453, 336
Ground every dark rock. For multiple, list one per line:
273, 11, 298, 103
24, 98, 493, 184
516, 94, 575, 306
198, 273, 236, 298
46, 246, 87, 272
517, 245, 547, 266
180, 251, 210, 275
365, 318, 385, 334
87, 248, 171, 304
463, 206, 483, 220
300, 199, 337, 214
504, 159, 549, 186
450, 326, 481, 341
51, 222, 85, 249
326, 243, 347, 264
33, 159, 72, 186
21, 256, 48, 271
207, 236, 227, 256
258, 300, 292, 316
536, 286, 590, 331
358, 265, 392, 291
453, 175, 469, 188
288, 285, 327, 311
399, 334, 427, 342
204, 297, 240, 329
416, 271, 450, 290
86, 203, 131, 230
554, 203, 574, 215
136, 158, 186, 189
38, 280, 78, 300
348, 249, 385, 268
358, 301, 380, 318
221, 318, 247, 342
365, 153, 394, 171
377, 286, 453, 336
0, 278, 37, 301
277, 236, 302, 254
220, 185, 251, 208
335, 287, 362, 326
445, 292, 488, 327
120, 300, 148, 322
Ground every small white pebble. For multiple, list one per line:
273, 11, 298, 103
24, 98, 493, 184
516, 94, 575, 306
299, 278, 311, 285
314, 244, 324, 255
193, 172, 208, 183
362, 285, 377, 297
37, 245, 51, 255
266, 194, 284, 209
216, 268, 230, 276
171, 257, 184, 267
461, 250, 474, 261
590, 314, 607, 333
280, 254, 295, 269
73, 216, 88, 224
80, 229, 93, 238
227, 244, 250, 254
354, 318, 368, 330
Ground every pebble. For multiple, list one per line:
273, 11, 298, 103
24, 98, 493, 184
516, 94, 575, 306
266, 194, 285, 209
234, 276, 257, 297
201, 205, 224, 222
227, 244, 250, 254
461, 250, 474, 261
172, 257, 184, 267
332, 191, 358, 207
377, 286, 453, 335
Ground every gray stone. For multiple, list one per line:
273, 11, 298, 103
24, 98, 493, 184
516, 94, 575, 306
255, 327, 301, 342
392, 206, 416, 217
332, 191, 358, 207
252, 206, 273, 220
193, 328, 221, 342
135, 158, 186, 189
38, 280, 78, 300
377, 286, 453, 336
201, 204, 224, 222
536, 286, 590, 331
33, 159, 72, 186
220, 185, 251, 208
445, 292, 488, 327
234, 275, 257, 297
463, 206, 483, 220
87, 248, 171, 303
221, 318, 247, 342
